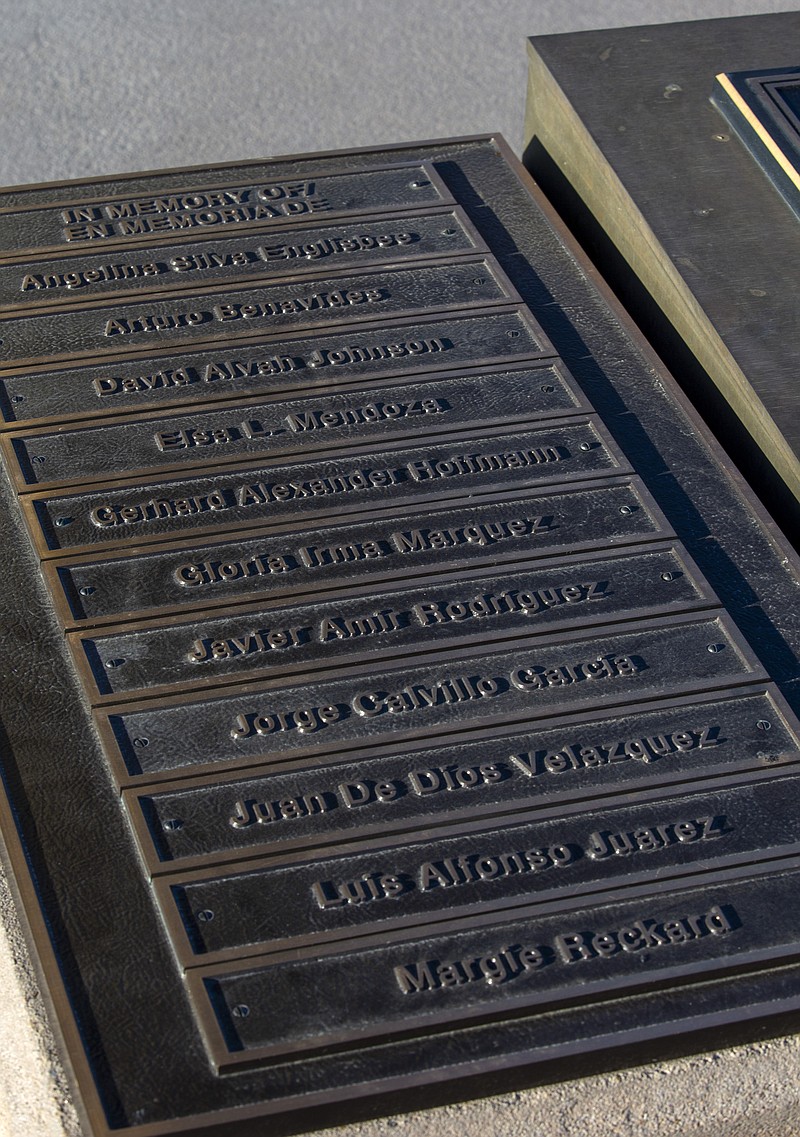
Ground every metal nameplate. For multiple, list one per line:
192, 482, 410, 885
47, 477, 671, 628
26, 419, 628, 558
0, 256, 518, 369
4, 361, 590, 492
0, 207, 485, 311
96, 612, 767, 787
0, 206, 486, 313
0, 307, 555, 429
188, 860, 800, 1069
158, 769, 800, 966
71, 545, 716, 704
0, 161, 454, 256
126, 688, 800, 875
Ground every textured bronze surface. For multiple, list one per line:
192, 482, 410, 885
4, 361, 589, 491
70, 545, 715, 702
0, 161, 453, 255
126, 687, 800, 874
1, 138, 800, 1137
25, 417, 629, 557
47, 476, 671, 627
160, 769, 800, 965
0, 307, 554, 428
96, 612, 766, 787
0, 256, 518, 368
190, 860, 800, 1069
0, 207, 485, 310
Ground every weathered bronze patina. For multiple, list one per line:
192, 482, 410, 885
0, 207, 485, 311
0, 307, 551, 426
0, 256, 519, 367
0, 138, 799, 1137
71, 545, 714, 702
24, 417, 627, 557
0, 161, 454, 254
3, 361, 589, 490
126, 688, 800, 873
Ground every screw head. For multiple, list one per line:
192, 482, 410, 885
232, 1004, 250, 1018
78, 585, 95, 596
162, 818, 183, 832
756, 719, 772, 732
196, 910, 214, 923
707, 643, 724, 653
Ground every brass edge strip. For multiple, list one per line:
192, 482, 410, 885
715, 73, 800, 194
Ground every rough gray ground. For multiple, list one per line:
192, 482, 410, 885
1, 1, 800, 1134
0, 0, 798, 185
319, 1040, 800, 1137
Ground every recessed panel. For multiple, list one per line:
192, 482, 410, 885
0, 207, 484, 311
713, 68, 800, 220
128, 688, 800, 874
0, 307, 553, 428
162, 770, 800, 965
190, 862, 800, 1069
0, 161, 454, 256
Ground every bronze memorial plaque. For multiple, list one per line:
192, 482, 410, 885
0, 161, 454, 254
0, 138, 799, 1137
69, 545, 715, 702
23, 417, 627, 557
